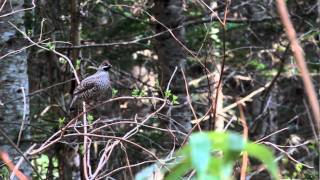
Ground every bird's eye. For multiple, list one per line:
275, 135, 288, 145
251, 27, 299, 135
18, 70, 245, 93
103, 65, 111, 71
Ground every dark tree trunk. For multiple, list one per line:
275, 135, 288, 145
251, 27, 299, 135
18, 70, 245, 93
153, 0, 192, 141
57, 0, 81, 179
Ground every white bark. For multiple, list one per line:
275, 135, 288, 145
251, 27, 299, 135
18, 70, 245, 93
0, 0, 31, 178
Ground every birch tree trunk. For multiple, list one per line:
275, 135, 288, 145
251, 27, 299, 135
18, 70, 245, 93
0, 0, 31, 178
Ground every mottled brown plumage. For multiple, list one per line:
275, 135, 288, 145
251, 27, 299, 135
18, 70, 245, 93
70, 60, 112, 109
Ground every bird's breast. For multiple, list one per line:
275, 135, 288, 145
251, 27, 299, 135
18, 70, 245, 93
95, 72, 110, 90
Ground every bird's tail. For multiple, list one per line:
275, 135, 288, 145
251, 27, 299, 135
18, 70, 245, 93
69, 95, 78, 111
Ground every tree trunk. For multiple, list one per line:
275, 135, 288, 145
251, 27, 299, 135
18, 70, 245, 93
57, 0, 81, 179
0, 0, 31, 178
153, 0, 191, 142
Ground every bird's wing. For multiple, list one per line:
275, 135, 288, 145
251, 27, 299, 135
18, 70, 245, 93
73, 76, 97, 95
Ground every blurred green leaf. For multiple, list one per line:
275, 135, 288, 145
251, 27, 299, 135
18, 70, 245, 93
165, 158, 191, 180
0, 167, 10, 179
295, 163, 303, 173
189, 133, 212, 176
249, 59, 266, 70
245, 143, 279, 179
76, 59, 81, 70
131, 88, 146, 97
164, 131, 279, 180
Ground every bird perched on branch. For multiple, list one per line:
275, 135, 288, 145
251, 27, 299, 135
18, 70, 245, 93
70, 60, 112, 110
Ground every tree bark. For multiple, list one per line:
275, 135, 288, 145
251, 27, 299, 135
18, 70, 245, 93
153, 0, 191, 141
57, 0, 81, 179
0, 0, 31, 178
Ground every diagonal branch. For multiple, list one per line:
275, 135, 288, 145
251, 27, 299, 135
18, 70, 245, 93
276, 0, 320, 130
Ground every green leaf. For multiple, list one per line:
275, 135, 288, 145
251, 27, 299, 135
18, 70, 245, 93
207, 132, 228, 148
248, 59, 266, 70
224, 133, 246, 162
76, 59, 81, 70
219, 162, 234, 179
58, 117, 65, 128
165, 158, 191, 180
164, 90, 179, 104
172, 95, 179, 105
295, 163, 303, 173
245, 143, 279, 180
132, 88, 140, 97
124, 11, 132, 17
198, 174, 217, 180
79, 145, 84, 155
207, 132, 245, 178
162, 131, 279, 180
46, 42, 55, 50
228, 133, 246, 151
189, 133, 212, 176
165, 90, 172, 98
131, 88, 146, 97
0, 166, 10, 178
209, 26, 220, 43
87, 114, 94, 124
112, 88, 118, 97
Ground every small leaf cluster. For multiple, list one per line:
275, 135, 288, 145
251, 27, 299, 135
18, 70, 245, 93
58, 117, 65, 128
46, 42, 55, 50
112, 88, 118, 97
131, 88, 146, 97
87, 113, 94, 124
32, 154, 59, 179
164, 90, 179, 105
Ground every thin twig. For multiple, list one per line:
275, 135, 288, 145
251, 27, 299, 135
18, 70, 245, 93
16, 87, 27, 147
192, 82, 271, 123
255, 127, 289, 143
181, 68, 201, 131
262, 141, 313, 168
237, 103, 248, 180
0, 0, 35, 18
8, 22, 80, 84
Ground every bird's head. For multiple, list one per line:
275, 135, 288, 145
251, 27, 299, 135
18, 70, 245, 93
99, 60, 112, 71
